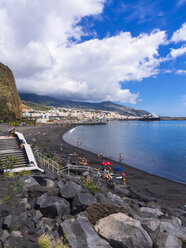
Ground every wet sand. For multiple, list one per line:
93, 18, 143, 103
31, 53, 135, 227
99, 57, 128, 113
13, 123, 186, 210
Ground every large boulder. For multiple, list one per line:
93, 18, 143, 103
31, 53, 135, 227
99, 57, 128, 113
59, 215, 111, 248
85, 202, 137, 226
95, 192, 113, 205
21, 176, 39, 190
141, 217, 161, 232
58, 181, 82, 199
3, 237, 37, 248
153, 230, 183, 248
3, 213, 31, 233
139, 207, 164, 218
95, 213, 153, 248
106, 192, 138, 219
113, 185, 130, 197
71, 193, 96, 214
36, 193, 70, 218
142, 217, 186, 248
33, 175, 55, 188
28, 185, 59, 199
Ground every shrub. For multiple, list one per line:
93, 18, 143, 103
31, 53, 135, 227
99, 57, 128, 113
5, 180, 24, 201
37, 234, 70, 248
0, 155, 19, 170
37, 234, 52, 248
82, 178, 99, 194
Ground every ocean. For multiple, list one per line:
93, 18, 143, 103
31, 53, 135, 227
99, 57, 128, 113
63, 120, 186, 184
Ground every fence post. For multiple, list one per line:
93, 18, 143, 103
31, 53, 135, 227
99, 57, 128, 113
52, 160, 54, 172
57, 164, 59, 175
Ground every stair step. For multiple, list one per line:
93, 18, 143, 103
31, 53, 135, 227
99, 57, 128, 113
0, 157, 28, 161
0, 149, 24, 154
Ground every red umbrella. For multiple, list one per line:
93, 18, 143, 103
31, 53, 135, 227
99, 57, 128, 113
101, 161, 112, 166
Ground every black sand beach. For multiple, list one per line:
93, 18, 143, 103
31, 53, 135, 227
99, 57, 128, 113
13, 123, 186, 212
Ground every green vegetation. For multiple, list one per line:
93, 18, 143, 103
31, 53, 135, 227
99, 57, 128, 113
0, 155, 19, 170
0, 62, 22, 121
0, 81, 12, 121
5, 180, 24, 201
16, 170, 31, 176
8, 120, 22, 126
22, 100, 52, 111
42, 137, 52, 152
4, 170, 31, 177
8, 119, 36, 126
37, 233, 70, 248
81, 178, 99, 194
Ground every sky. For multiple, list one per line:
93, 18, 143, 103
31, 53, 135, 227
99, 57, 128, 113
0, 0, 185, 116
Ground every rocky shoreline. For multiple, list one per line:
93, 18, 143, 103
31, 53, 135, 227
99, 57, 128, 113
0, 123, 186, 247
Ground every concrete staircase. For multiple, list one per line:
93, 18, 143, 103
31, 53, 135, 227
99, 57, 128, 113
0, 136, 29, 169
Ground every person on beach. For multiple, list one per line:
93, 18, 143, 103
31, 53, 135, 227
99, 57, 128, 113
98, 153, 103, 159
84, 159, 88, 166
95, 168, 102, 178
119, 153, 122, 162
20, 139, 25, 150
104, 169, 112, 182
122, 172, 126, 185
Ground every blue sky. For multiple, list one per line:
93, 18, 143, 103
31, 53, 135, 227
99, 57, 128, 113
0, 0, 185, 116
79, 0, 186, 116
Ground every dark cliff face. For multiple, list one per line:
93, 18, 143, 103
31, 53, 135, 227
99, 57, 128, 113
0, 62, 22, 120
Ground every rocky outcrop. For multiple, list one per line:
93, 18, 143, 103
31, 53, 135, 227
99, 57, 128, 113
1, 172, 186, 248
0, 62, 22, 121
95, 213, 153, 248
71, 192, 96, 214
36, 193, 70, 218
59, 215, 111, 248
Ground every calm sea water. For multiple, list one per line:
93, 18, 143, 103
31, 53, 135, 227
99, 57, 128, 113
63, 121, 186, 184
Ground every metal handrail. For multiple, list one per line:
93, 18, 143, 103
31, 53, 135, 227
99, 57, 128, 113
34, 149, 96, 176
34, 150, 60, 175
58, 164, 96, 175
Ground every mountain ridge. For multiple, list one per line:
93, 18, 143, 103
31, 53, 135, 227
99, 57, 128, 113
20, 93, 149, 117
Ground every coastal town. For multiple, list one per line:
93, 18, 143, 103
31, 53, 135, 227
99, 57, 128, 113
22, 105, 160, 124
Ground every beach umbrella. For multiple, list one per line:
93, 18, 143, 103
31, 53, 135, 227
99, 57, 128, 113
114, 166, 123, 171
101, 161, 112, 166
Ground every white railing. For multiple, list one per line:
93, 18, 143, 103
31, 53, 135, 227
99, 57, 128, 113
34, 150, 96, 176
34, 150, 60, 175
15, 132, 27, 144
58, 164, 96, 175
7, 130, 44, 173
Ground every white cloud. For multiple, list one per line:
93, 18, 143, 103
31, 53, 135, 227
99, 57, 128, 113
171, 23, 186, 42
170, 46, 186, 59
176, 70, 186, 75
0, 0, 168, 104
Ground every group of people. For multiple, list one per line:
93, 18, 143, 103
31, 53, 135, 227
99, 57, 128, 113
96, 166, 126, 185
95, 168, 112, 182
79, 156, 88, 166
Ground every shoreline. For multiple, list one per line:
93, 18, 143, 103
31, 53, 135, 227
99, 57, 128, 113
13, 123, 186, 210
62, 125, 186, 185
60, 124, 186, 208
